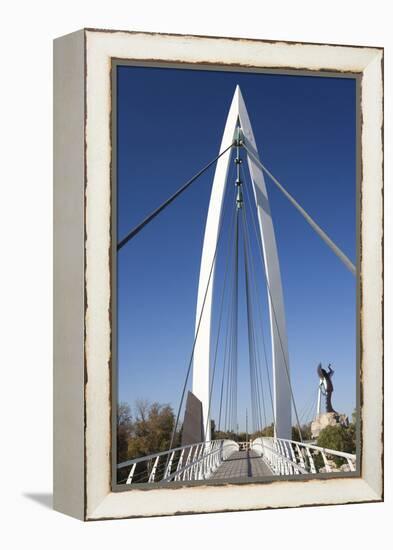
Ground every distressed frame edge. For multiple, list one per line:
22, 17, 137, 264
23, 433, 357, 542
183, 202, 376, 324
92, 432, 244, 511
109, 60, 363, 493
53, 29, 86, 520
52, 29, 383, 521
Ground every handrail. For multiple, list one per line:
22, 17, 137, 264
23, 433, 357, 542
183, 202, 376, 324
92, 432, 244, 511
251, 440, 308, 474
275, 438, 356, 461
118, 436, 356, 484
117, 440, 208, 469
117, 439, 239, 484
162, 444, 225, 482
251, 437, 356, 475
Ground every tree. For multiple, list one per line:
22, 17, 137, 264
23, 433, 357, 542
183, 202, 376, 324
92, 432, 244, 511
214, 429, 237, 441
292, 423, 312, 442
128, 401, 176, 459
237, 431, 248, 442
316, 424, 356, 467
116, 400, 177, 483
252, 423, 274, 438
117, 402, 133, 463
210, 419, 216, 440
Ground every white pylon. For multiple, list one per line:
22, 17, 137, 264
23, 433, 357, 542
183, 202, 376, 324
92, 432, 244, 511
192, 86, 292, 441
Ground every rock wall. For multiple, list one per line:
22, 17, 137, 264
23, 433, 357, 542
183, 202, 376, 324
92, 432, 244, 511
311, 412, 349, 439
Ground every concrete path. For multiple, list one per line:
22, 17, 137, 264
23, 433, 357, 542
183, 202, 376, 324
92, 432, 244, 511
211, 449, 273, 480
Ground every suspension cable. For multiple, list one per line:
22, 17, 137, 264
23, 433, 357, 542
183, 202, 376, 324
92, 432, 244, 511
230, 210, 240, 432
300, 391, 319, 425
224, 210, 240, 433
203, 195, 237, 440
222, 226, 237, 433
243, 142, 356, 276
118, 142, 234, 250
242, 179, 276, 428
242, 209, 256, 431
232, 212, 239, 432
242, 208, 268, 434
214, 163, 239, 433
167, 174, 233, 451
243, 229, 258, 432
220, 288, 234, 431
241, 169, 304, 442
242, 192, 273, 429
299, 392, 315, 423
217, 292, 233, 432
246, 211, 303, 441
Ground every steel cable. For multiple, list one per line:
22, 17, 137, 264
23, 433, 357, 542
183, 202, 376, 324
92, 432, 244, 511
118, 143, 234, 249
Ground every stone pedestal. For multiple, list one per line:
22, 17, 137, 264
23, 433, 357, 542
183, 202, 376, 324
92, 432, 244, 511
311, 412, 349, 439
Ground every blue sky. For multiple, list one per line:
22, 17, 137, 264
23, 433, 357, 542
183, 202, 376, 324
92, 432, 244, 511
116, 64, 357, 431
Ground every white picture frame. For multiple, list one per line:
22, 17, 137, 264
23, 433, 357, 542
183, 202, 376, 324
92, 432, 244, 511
53, 28, 383, 520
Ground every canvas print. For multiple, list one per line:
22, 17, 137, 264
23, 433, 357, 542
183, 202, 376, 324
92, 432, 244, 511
114, 64, 358, 487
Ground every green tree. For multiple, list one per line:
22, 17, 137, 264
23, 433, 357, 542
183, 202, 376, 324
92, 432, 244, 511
214, 429, 237, 441
292, 423, 312, 442
117, 402, 133, 463
128, 400, 176, 459
116, 400, 178, 484
210, 419, 216, 440
252, 423, 274, 438
316, 424, 356, 467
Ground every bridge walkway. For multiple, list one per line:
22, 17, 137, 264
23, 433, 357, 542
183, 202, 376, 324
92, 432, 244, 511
211, 449, 273, 480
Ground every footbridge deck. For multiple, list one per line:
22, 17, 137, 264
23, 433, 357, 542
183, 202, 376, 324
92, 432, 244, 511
211, 449, 273, 480
117, 438, 356, 485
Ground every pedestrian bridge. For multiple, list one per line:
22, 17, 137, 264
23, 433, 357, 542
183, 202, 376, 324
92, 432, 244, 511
117, 437, 356, 485
117, 86, 357, 487
211, 449, 272, 479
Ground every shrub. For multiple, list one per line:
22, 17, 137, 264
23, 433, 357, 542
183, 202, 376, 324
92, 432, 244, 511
316, 424, 356, 468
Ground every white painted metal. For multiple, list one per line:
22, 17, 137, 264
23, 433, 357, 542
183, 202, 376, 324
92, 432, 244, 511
120, 436, 356, 483
148, 455, 160, 482
251, 437, 306, 474
125, 463, 136, 485
238, 90, 292, 439
192, 86, 292, 440
243, 144, 356, 276
192, 90, 240, 442
117, 439, 239, 484
317, 384, 322, 417
252, 437, 356, 475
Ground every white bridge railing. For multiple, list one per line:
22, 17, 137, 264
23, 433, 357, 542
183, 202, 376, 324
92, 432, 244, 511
252, 437, 356, 475
117, 439, 239, 485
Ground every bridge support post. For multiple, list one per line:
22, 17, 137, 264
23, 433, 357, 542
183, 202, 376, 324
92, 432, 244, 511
192, 86, 292, 441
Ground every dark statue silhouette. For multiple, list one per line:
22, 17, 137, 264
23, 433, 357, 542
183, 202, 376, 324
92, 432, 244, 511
317, 363, 336, 413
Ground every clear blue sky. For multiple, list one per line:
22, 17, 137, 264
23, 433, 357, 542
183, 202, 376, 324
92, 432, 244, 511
116, 64, 357, 431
